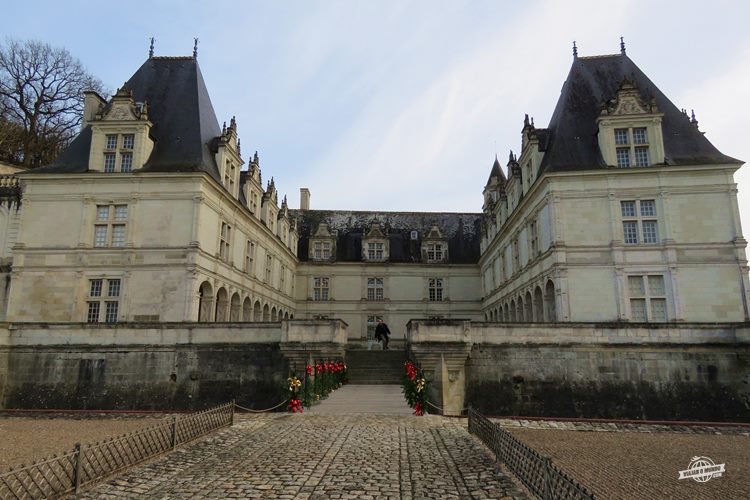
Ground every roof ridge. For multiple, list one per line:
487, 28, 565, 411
578, 53, 622, 60
150, 56, 194, 61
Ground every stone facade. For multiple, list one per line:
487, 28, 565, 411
0, 48, 747, 416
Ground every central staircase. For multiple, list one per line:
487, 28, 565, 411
345, 348, 407, 384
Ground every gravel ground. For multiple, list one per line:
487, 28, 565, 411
506, 427, 750, 500
0, 415, 166, 468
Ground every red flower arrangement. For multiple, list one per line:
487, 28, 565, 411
306, 364, 314, 376
413, 402, 424, 416
288, 399, 303, 413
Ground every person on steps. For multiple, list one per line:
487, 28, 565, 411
375, 319, 391, 350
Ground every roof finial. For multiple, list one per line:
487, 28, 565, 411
237, 138, 241, 155
193, 37, 199, 58
691, 109, 698, 126
573, 41, 578, 59
531, 116, 535, 127
620, 36, 626, 55
222, 121, 226, 135
149, 37, 155, 58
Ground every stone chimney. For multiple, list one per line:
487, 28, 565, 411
82, 91, 106, 129
300, 188, 310, 210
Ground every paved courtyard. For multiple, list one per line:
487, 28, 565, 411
80, 413, 528, 499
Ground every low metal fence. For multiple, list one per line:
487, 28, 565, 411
0, 401, 234, 499
468, 407, 595, 500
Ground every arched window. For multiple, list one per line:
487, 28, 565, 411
510, 300, 516, 321
262, 304, 270, 321
242, 297, 252, 321
215, 288, 228, 321
253, 300, 261, 322
524, 291, 533, 322
198, 281, 213, 321
230, 293, 241, 322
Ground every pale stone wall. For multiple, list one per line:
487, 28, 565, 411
480, 165, 750, 324
294, 263, 482, 340
7, 172, 297, 323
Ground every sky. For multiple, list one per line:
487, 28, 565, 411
5, 1, 750, 228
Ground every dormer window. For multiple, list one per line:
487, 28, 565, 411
598, 80, 664, 168
101, 133, 137, 172
426, 243, 444, 262
314, 241, 331, 260
362, 222, 389, 262
615, 127, 650, 167
367, 242, 385, 260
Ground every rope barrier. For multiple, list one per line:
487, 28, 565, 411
234, 400, 289, 413
425, 399, 469, 414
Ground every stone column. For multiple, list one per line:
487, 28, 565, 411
279, 319, 348, 374
406, 319, 473, 416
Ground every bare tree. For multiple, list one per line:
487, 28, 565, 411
0, 39, 105, 167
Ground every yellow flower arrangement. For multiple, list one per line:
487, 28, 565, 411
288, 376, 302, 392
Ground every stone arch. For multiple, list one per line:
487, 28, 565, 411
510, 299, 516, 321
284, 311, 289, 320
253, 300, 262, 322
524, 291, 533, 322
290, 313, 294, 319
215, 287, 228, 322
517, 296, 524, 322
242, 297, 252, 321
271, 306, 277, 322
504, 303, 510, 322
495, 307, 500, 322
229, 292, 241, 322
545, 280, 557, 321
198, 281, 214, 321
534, 286, 544, 322
263, 304, 270, 321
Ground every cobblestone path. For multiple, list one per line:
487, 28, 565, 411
80, 414, 528, 499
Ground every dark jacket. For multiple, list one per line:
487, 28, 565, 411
375, 322, 390, 337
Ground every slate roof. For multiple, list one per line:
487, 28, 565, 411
485, 155, 506, 186
30, 57, 222, 180
537, 53, 741, 175
292, 210, 482, 264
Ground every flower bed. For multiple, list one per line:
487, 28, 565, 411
287, 360, 347, 412
402, 360, 428, 416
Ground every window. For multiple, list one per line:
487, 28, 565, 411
245, 240, 255, 274
628, 275, 667, 322
428, 278, 444, 302
103, 134, 135, 172
616, 148, 631, 167
367, 278, 384, 301
313, 241, 331, 260
280, 265, 285, 292
529, 220, 538, 256
265, 254, 273, 283
219, 223, 231, 260
426, 243, 443, 262
512, 237, 520, 273
366, 315, 383, 341
614, 127, 650, 167
614, 128, 629, 145
94, 204, 127, 247
104, 153, 116, 173
632, 128, 648, 144
621, 200, 659, 245
367, 242, 385, 261
410, 231, 419, 240
87, 278, 121, 323
120, 153, 133, 173
250, 192, 259, 216
313, 277, 330, 301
